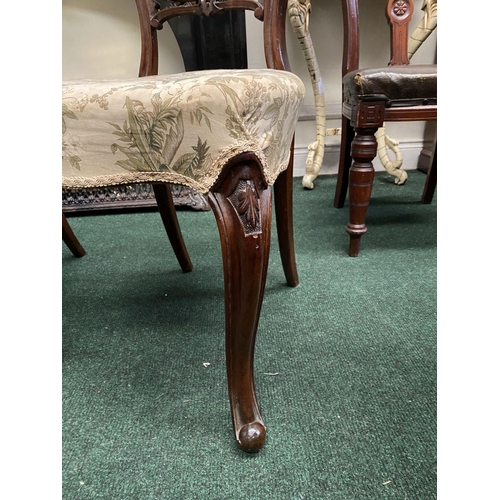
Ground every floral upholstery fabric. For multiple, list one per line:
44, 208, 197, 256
62, 69, 305, 194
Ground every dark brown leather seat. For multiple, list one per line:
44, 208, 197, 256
343, 64, 437, 107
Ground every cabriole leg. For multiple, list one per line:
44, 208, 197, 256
153, 183, 193, 273
208, 155, 272, 452
273, 149, 299, 287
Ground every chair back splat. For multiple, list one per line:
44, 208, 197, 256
386, 0, 414, 65
136, 0, 294, 76
62, 0, 305, 452
334, 0, 437, 256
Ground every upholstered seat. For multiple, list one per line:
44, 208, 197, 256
342, 64, 437, 108
63, 69, 304, 193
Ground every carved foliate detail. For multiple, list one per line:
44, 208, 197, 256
154, 0, 222, 16
153, 0, 264, 18
228, 179, 262, 234
387, 0, 413, 24
392, 0, 409, 16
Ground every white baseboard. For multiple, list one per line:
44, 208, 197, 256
292, 140, 430, 177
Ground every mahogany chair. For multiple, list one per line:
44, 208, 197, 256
62, 0, 305, 452
333, 0, 437, 256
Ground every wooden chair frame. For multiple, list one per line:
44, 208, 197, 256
334, 0, 437, 256
63, 0, 300, 452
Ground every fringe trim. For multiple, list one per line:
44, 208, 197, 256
62, 140, 291, 194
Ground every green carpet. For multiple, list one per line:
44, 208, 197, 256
63, 171, 436, 499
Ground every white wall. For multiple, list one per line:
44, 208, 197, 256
62, 0, 437, 176
62, 0, 185, 78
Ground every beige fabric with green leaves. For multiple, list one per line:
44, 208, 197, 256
62, 69, 305, 194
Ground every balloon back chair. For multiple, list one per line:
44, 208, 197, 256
62, 0, 305, 452
333, 0, 437, 256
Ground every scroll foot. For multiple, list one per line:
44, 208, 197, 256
237, 422, 267, 453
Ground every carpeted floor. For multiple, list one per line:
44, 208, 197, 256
62, 171, 437, 499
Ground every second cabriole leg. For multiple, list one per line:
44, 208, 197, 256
153, 183, 193, 273
273, 145, 299, 287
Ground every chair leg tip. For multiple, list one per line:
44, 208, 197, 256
348, 237, 361, 257
237, 422, 266, 453
181, 263, 194, 273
